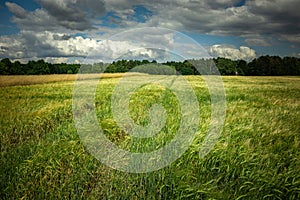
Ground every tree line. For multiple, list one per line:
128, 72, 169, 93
1, 55, 300, 76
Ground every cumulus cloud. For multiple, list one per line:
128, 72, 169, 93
0, 31, 97, 60
44, 57, 70, 64
3, 0, 300, 61
0, 30, 177, 63
0, 26, 212, 63
209, 44, 256, 61
88, 28, 182, 62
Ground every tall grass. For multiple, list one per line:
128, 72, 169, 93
1, 75, 299, 199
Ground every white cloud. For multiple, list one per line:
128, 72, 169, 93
0, 24, 255, 63
209, 44, 256, 61
44, 57, 70, 64
0, 31, 99, 60
3, 0, 300, 62
0, 29, 177, 63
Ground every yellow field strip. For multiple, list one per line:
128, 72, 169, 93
0, 73, 145, 87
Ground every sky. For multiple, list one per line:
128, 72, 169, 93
0, 0, 300, 63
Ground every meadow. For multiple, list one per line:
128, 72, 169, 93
1, 74, 300, 199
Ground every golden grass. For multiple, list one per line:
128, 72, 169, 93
0, 73, 145, 87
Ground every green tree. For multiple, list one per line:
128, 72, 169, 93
0, 62, 9, 75
215, 57, 237, 75
0, 58, 12, 74
235, 60, 247, 75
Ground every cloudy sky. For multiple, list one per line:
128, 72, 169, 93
0, 0, 300, 63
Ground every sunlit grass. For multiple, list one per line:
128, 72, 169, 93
0, 73, 145, 87
1, 75, 300, 199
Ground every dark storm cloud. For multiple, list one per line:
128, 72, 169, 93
154, 0, 299, 45
6, 2, 65, 32
247, 0, 300, 33
38, 0, 95, 30
5, 0, 300, 43
6, 0, 106, 31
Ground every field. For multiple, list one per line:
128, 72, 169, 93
0, 73, 144, 87
1, 74, 300, 199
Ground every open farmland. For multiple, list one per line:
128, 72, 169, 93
1, 75, 300, 199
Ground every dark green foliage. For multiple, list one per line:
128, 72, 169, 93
1, 56, 300, 75
214, 57, 238, 75
0, 58, 81, 75
247, 55, 300, 76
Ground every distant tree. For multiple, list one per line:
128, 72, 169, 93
142, 60, 150, 65
93, 62, 105, 73
269, 56, 283, 75
0, 62, 8, 75
215, 57, 237, 75
105, 63, 117, 73
79, 64, 93, 73
248, 55, 292, 76
25, 59, 50, 75
248, 56, 271, 75
180, 60, 195, 75
0, 56, 299, 76
12, 61, 23, 75
0, 58, 12, 75
247, 58, 257, 75
283, 57, 300, 75
236, 59, 247, 75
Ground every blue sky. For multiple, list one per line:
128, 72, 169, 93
0, 0, 299, 63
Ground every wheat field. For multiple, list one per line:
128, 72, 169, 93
1, 75, 299, 199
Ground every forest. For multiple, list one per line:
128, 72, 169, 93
1, 55, 300, 76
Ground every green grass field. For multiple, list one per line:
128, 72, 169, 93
1, 75, 300, 199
